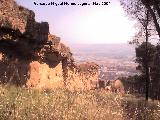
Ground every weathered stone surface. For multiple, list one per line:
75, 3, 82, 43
0, 0, 28, 33
48, 34, 61, 50
0, 0, 49, 42
27, 61, 64, 89
0, 0, 73, 62
0, 52, 2, 60
110, 80, 125, 95
0, 0, 99, 90
0, 57, 29, 85
26, 61, 99, 90
66, 62, 99, 90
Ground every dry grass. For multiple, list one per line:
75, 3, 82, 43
0, 85, 159, 120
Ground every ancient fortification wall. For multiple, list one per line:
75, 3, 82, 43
66, 62, 99, 90
0, 0, 99, 90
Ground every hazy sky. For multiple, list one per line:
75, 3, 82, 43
16, 0, 136, 44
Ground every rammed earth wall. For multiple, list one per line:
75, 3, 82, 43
0, 0, 99, 90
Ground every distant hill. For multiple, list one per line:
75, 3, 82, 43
69, 43, 136, 60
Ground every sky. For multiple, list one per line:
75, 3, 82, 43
16, 0, 136, 44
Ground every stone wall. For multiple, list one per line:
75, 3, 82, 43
0, 0, 99, 90
26, 61, 64, 89
0, 0, 49, 41
0, 52, 2, 61
0, 56, 29, 85
25, 61, 99, 90
66, 62, 99, 90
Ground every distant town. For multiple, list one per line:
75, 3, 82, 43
71, 44, 138, 81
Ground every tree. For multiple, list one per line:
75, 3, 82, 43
136, 42, 155, 72
121, 0, 151, 100
121, 0, 160, 100
144, 11, 150, 100
141, 0, 160, 38
121, 0, 160, 40
150, 44, 160, 99
136, 42, 156, 100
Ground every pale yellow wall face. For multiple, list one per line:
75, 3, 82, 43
26, 61, 98, 91
27, 61, 64, 89
66, 68, 98, 91
0, 53, 2, 61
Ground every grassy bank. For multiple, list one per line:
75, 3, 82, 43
0, 85, 159, 120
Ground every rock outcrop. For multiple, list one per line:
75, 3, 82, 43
110, 80, 125, 95
0, 0, 99, 90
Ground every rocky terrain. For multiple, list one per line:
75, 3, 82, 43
0, 0, 99, 90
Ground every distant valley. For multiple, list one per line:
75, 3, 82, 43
70, 43, 136, 61
70, 43, 138, 80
